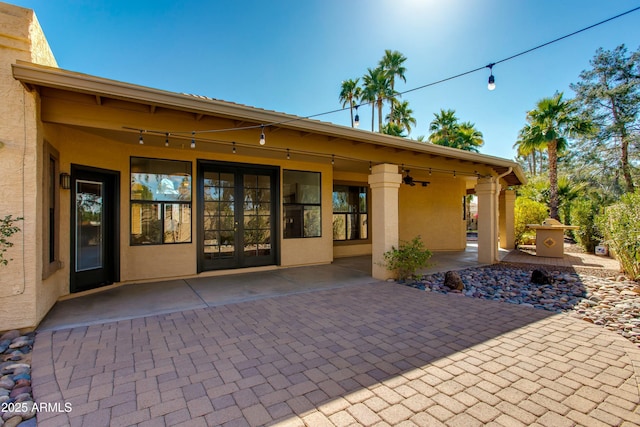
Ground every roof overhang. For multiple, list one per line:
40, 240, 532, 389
12, 61, 526, 187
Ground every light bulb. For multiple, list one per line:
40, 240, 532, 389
488, 74, 496, 91
139, 131, 144, 145
259, 132, 266, 145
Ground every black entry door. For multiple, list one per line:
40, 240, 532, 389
70, 165, 120, 293
198, 161, 279, 271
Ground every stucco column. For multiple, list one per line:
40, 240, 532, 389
499, 189, 516, 250
368, 163, 402, 280
475, 177, 500, 264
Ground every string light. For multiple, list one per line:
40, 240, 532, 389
128, 6, 640, 143
286, 148, 290, 160
259, 125, 266, 145
331, 154, 335, 165
165, 132, 169, 147
487, 64, 496, 91
139, 130, 144, 145
354, 106, 360, 128
232, 141, 236, 154
369, 161, 372, 172
191, 131, 196, 149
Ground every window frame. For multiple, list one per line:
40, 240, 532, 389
332, 182, 370, 244
282, 170, 322, 239
42, 142, 61, 279
130, 157, 193, 246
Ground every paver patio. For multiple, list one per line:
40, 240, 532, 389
32, 279, 640, 426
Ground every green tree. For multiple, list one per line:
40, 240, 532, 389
571, 45, 640, 193
428, 110, 484, 152
428, 109, 459, 146
386, 100, 416, 135
361, 68, 379, 132
514, 125, 547, 175
379, 50, 407, 123
517, 93, 592, 220
456, 121, 484, 153
339, 78, 362, 128
363, 66, 398, 133
381, 122, 406, 137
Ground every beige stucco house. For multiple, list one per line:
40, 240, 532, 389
0, 2, 525, 330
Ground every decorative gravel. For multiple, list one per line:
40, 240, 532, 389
406, 264, 640, 347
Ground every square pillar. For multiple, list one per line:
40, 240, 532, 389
475, 177, 500, 264
499, 189, 516, 250
368, 163, 402, 280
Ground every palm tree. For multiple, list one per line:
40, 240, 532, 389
381, 122, 406, 137
456, 122, 484, 152
339, 79, 362, 128
379, 50, 407, 121
518, 93, 592, 220
386, 100, 416, 135
361, 68, 378, 132
379, 49, 407, 91
363, 66, 397, 132
514, 129, 542, 175
428, 109, 459, 146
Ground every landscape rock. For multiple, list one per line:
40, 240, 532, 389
444, 271, 465, 291
531, 269, 553, 285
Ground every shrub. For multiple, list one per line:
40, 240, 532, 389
599, 192, 640, 280
571, 197, 602, 252
0, 215, 23, 266
383, 236, 432, 281
514, 198, 548, 246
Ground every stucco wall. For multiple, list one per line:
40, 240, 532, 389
0, 3, 57, 330
46, 124, 335, 289
399, 175, 467, 251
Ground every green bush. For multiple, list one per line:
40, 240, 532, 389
599, 192, 640, 280
514, 198, 548, 246
571, 197, 602, 252
0, 215, 23, 266
383, 236, 432, 281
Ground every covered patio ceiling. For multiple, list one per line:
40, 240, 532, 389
13, 61, 525, 187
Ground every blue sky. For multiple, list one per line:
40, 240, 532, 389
9, 0, 640, 159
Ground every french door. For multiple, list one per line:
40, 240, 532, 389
198, 161, 279, 271
70, 165, 120, 293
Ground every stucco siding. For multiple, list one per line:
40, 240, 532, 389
399, 176, 467, 251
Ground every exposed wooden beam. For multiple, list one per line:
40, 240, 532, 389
95, 95, 102, 105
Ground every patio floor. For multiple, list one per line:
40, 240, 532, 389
31, 246, 640, 426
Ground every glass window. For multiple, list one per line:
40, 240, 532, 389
283, 170, 321, 238
332, 185, 368, 241
130, 157, 192, 245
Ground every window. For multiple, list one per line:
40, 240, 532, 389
283, 170, 321, 238
130, 157, 192, 245
333, 185, 368, 241
42, 142, 60, 278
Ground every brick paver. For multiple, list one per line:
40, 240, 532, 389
32, 282, 640, 426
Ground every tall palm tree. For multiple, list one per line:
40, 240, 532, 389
363, 66, 397, 132
361, 68, 378, 132
379, 50, 407, 119
514, 126, 546, 175
518, 92, 592, 220
456, 122, 484, 152
339, 79, 362, 128
428, 109, 459, 146
379, 49, 407, 91
386, 100, 416, 135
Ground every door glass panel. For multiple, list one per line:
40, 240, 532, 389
243, 173, 271, 257
203, 172, 236, 260
76, 180, 103, 271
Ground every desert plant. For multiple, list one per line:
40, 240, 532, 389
599, 192, 640, 280
571, 197, 602, 252
383, 236, 432, 281
0, 215, 23, 266
514, 198, 548, 246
